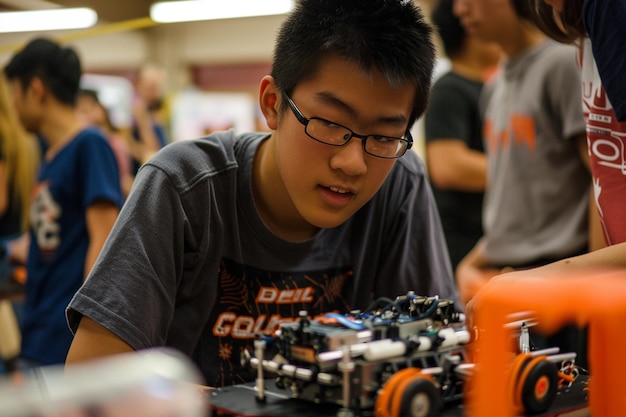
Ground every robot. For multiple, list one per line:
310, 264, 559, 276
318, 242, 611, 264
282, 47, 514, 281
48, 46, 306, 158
214, 292, 586, 417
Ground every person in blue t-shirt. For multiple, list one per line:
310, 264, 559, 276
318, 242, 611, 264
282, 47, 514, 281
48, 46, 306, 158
4, 38, 124, 368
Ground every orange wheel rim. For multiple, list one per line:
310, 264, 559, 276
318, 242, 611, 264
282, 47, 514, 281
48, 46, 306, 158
515, 355, 547, 406
375, 368, 423, 417
534, 375, 550, 400
390, 371, 432, 417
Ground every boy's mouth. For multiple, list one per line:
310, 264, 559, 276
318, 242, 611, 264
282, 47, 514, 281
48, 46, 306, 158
328, 186, 351, 195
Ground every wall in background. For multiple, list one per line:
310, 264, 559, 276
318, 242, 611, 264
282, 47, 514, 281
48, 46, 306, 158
0, 14, 283, 92
0, 3, 436, 155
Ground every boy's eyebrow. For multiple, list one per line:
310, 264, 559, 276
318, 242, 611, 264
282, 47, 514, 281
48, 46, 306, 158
314, 91, 408, 127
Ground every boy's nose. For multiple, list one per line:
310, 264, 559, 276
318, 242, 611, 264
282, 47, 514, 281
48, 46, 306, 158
329, 137, 368, 176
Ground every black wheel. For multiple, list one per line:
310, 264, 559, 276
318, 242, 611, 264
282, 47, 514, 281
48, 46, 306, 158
519, 359, 558, 414
398, 378, 440, 417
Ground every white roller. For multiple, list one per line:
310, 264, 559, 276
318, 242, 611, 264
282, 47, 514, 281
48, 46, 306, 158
438, 327, 459, 348
416, 336, 433, 352
363, 339, 406, 362
455, 329, 471, 345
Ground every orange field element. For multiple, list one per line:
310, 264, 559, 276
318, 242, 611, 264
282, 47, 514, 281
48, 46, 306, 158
468, 268, 626, 416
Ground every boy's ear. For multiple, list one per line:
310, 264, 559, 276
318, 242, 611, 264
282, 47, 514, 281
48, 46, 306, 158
259, 75, 279, 130
28, 77, 47, 103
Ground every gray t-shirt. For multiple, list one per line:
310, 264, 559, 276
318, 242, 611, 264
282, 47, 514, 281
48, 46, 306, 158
67, 131, 458, 386
481, 40, 589, 266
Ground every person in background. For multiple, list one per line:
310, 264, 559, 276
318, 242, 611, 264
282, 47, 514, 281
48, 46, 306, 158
453, 0, 594, 362
425, 0, 501, 270
452, 0, 592, 306
4, 38, 124, 369
0, 72, 39, 272
129, 63, 169, 175
0, 74, 39, 244
65, 0, 459, 387
76, 89, 134, 198
0, 73, 40, 373
488, 0, 626, 273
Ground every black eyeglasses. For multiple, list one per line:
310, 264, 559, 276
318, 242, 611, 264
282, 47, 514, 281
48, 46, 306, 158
284, 95, 413, 159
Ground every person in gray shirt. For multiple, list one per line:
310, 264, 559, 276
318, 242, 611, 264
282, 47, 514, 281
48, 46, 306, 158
454, 0, 592, 367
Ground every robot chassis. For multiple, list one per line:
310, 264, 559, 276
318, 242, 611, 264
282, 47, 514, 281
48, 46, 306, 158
244, 292, 584, 417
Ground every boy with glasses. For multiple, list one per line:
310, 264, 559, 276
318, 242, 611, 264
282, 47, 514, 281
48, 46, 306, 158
66, 0, 459, 387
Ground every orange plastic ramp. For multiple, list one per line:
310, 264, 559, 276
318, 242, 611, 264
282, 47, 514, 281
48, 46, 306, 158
468, 269, 626, 417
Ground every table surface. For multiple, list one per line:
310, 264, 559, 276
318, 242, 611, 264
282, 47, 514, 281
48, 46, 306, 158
208, 376, 589, 417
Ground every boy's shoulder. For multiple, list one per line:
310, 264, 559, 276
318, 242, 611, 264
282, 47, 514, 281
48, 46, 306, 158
145, 131, 267, 187
56, 127, 110, 158
373, 149, 428, 200
161, 131, 265, 165
538, 39, 579, 65
393, 148, 426, 177
74, 126, 108, 142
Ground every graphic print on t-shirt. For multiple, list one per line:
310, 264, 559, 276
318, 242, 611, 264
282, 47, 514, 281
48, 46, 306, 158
484, 115, 536, 154
30, 180, 61, 260
581, 42, 626, 245
203, 257, 353, 387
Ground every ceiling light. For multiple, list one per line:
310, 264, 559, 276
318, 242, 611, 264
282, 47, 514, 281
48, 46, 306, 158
0, 7, 97, 33
150, 0, 294, 23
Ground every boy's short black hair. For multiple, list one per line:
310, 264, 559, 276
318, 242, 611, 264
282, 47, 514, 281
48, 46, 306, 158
431, 0, 466, 59
271, 0, 436, 126
4, 37, 82, 106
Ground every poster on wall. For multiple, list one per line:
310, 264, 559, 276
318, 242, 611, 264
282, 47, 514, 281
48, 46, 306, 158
170, 89, 258, 141
80, 73, 134, 129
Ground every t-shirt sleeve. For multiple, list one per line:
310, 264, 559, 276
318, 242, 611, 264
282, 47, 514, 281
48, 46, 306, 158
545, 48, 586, 141
67, 163, 185, 349
371, 153, 461, 309
79, 132, 124, 209
424, 76, 474, 145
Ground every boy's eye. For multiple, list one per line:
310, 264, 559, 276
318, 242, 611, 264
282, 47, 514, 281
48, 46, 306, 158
371, 135, 394, 143
318, 119, 342, 129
